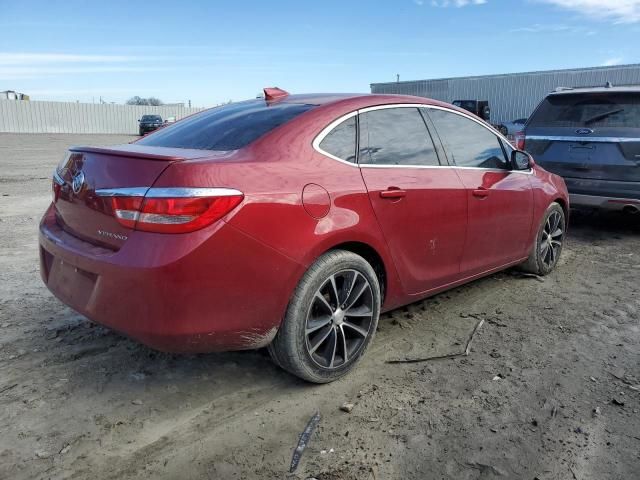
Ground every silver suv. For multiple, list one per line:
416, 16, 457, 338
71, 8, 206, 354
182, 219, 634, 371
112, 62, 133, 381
521, 85, 640, 214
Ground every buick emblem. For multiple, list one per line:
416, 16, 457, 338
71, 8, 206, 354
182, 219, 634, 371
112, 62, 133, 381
576, 128, 593, 135
72, 171, 85, 194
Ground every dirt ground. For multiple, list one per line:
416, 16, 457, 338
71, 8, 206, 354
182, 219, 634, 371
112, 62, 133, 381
0, 133, 639, 480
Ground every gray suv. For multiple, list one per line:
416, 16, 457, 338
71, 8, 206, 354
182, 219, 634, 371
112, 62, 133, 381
521, 85, 640, 214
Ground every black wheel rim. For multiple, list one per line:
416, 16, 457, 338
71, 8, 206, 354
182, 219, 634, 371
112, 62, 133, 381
541, 210, 564, 268
305, 269, 374, 370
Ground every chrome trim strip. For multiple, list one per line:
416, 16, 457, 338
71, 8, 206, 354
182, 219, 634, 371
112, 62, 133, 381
311, 111, 359, 166
526, 135, 640, 143
145, 187, 243, 198
311, 102, 532, 174
53, 170, 65, 186
95, 187, 149, 197
359, 164, 449, 170
454, 166, 532, 175
359, 164, 533, 175
95, 187, 243, 198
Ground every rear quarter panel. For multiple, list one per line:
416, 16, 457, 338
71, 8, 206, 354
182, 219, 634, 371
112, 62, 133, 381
150, 105, 407, 311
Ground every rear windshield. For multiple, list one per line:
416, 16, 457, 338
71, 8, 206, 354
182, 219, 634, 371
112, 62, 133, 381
137, 100, 315, 150
529, 92, 640, 128
141, 115, 162, 122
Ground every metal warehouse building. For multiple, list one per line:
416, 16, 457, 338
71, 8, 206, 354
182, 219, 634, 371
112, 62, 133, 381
370, 64, 640, 124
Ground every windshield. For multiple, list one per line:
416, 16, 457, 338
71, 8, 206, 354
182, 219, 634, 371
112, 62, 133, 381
141, 115, 162, 122
528, 92, 640, 128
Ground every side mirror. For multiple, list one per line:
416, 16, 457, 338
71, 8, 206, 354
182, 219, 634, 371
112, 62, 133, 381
511, 150, 534, 170
137, 119, 141, 122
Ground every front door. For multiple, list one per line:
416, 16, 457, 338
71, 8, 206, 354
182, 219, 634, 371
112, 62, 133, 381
358, 106, 468, 295
427, 107, 534, 275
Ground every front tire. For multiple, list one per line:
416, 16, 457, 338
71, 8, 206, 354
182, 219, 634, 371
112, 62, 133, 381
520, 202, 566, 275
268, 250, 381, 383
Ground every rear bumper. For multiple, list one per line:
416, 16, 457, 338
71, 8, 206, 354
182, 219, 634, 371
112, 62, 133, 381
563, 177, 640, 205
569, 193, 640, 211
39, 204, 304, 352
139, 126, 161, 135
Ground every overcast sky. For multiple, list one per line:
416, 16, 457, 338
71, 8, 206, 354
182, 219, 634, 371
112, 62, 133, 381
1, 0, 639, 106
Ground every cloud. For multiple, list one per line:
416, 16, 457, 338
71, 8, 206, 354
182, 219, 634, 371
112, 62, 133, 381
0, 66, 165, 80
0, 52, 140, 65
427, 0, 487, 7
538, 0, 640, 23
510, 23, 595, 34
25, 88, 162, 96
0, 51, 168, 79
602, 57, 623, 66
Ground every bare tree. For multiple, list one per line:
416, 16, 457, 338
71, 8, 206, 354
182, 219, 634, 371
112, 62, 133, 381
126, 96, 163, 106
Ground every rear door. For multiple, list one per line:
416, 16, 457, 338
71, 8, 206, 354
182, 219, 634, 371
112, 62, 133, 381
525, 92, 640, 198
357, 106, 467, 295
426, 107, 533, 275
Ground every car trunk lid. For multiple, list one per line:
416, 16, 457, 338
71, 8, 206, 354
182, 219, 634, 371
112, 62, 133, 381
52, 145, 225, 249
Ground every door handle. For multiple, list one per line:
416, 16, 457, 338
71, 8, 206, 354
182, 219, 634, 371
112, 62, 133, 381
380, 188, 407, 199
472, 188, 490, 198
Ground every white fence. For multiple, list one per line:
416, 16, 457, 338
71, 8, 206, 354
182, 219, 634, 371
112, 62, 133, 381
0, 100, 206, 134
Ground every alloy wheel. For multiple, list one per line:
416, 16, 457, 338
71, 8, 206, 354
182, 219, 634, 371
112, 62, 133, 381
540, 210, 564, 268
305, 269, 374, 369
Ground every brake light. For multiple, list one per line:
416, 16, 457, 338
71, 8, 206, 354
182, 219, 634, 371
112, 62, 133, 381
52, 170, 64, 202
109, 188, 244, 233
515, 131, 526, 151
52, 179, 61, 202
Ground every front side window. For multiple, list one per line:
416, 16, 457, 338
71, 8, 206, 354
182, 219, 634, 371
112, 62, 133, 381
318, 116, 357, 163
428, 109, 508, 169
358, 107, 440, 166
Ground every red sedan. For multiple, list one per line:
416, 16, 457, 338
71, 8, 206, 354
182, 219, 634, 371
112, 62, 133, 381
39, 89, 568, 383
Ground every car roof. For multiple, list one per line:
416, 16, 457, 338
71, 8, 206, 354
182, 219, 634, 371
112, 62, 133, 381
549, 85, 640, 96
279, 92, 445, 107
276, 93, 452, 113
280, 93, 364, 105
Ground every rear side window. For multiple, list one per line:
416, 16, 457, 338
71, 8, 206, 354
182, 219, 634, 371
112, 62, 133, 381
528, 93, 640, 128
138, 100, 315, 150
318, 116, 357, 163
358, 107, 440, 166
428, 109, 508, 169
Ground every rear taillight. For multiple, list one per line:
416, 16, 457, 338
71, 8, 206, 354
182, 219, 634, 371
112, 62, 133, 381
105, 188, 243, 234
52, 170, 64, 202
515, 131, 526, 151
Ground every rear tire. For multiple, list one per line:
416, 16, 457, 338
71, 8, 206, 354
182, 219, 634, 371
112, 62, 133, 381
268, 250, 381, 383
520, 202, 565, 275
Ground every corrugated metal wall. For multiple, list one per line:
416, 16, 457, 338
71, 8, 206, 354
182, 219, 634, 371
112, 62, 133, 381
371, 64, 640, 124
0, 101, 205, 134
